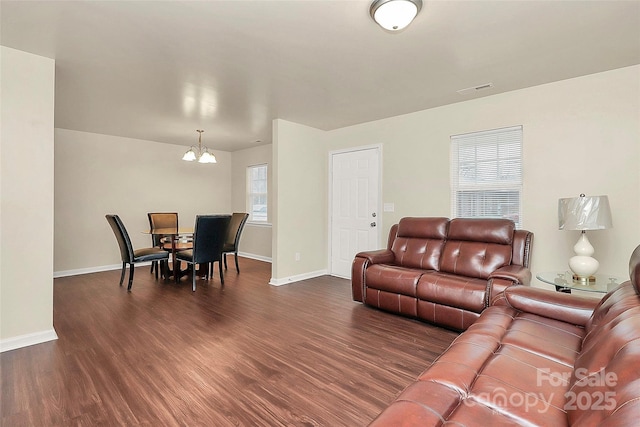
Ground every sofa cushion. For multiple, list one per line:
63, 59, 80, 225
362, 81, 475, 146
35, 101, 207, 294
391, 217, 448, 270
439, 218, 515, 280
396, 216, 449, 240
447, 218, 515, 244
584, 281, 640, 335
568, 311, 640, 426
499, 312, 585, 366
365, 264, 424, 297
440, 240, 513, 280
416, 272, 486, 313
567, 277, 640, 426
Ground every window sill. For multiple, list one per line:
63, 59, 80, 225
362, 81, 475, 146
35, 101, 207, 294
246, 221, 272, 228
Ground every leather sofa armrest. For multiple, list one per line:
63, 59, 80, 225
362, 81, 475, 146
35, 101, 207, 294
355, 249, 395, 265
486, 266, 532, 307
497, 286, 599, 326
351, 250, 395, 302
489, 265, 532, 286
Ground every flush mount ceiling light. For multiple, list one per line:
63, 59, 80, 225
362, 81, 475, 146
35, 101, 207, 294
182, 129, 217, 164
370, 0, 422, 31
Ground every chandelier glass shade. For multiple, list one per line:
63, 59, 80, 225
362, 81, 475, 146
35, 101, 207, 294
182, 130, 217, 164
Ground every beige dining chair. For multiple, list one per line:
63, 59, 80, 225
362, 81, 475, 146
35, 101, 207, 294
148, 212, 193, 277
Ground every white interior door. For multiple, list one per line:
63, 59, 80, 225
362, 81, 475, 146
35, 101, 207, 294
330, 147, 380, 278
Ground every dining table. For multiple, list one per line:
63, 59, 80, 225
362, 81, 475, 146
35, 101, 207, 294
143, 227, 194, 279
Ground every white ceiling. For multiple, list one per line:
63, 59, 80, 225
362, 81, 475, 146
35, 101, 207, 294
2, 0, 639, 152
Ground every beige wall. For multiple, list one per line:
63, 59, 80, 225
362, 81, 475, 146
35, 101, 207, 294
2, 45, 638, 351
272, 119, 327, 282
230, 144, 273, 260
324, 66, 640, 280
1, 47, 56, 349
54, 129, 231, 273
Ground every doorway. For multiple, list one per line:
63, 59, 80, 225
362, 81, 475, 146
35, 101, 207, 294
329, 146, 381, 278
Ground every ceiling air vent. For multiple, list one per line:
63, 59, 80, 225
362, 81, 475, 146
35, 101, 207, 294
456, 83, 493, 95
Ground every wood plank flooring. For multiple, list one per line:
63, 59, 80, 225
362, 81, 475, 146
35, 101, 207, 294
1, 258, 458, 426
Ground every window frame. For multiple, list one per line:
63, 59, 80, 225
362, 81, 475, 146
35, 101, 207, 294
450, 125, 523, 228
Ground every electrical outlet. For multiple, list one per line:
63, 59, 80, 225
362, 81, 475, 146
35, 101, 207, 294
295, 252, 301, 261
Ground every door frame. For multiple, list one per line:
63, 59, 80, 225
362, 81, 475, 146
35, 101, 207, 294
327, 144, 383, 278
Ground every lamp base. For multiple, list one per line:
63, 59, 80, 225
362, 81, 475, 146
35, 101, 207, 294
572, 274, 596, 283
569, 255, 599, 280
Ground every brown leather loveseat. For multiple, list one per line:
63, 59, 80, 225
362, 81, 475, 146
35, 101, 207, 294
368, 244, 640, 426
352, 217, 533, 330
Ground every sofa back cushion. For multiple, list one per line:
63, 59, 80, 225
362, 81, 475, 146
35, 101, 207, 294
566, 283, 640, 425
584, 245, 640, 335
567, 246, 640, 425
390, 217, 448, 270
439, 218, 514, 279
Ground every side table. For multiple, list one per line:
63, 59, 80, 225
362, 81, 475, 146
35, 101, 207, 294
536, 271, 624, 294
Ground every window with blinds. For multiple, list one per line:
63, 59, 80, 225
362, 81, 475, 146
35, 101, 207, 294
450, 126, 523, 228
247, 164, 268, 223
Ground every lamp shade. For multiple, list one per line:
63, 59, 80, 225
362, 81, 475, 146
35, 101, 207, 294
370, 0, 422, 31
558, 194, 613, 231
198, 151, 217, 164
182, 148, 197, 161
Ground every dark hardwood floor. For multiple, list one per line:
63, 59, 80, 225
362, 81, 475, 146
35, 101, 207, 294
1, 258, 458, 426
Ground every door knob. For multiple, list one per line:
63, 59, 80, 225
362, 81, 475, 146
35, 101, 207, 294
370, 222, 376, 227
372, 213, 377, 217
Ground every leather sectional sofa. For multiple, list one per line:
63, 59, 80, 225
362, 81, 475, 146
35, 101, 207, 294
368, 244, 640, 426
352, 217, 533, 330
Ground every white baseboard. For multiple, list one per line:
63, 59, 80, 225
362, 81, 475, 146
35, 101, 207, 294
237, 252, 272, 263
53, 262, 156, 278
54, 253, 272, 279
1, 329, 58, 353
269, 269, 328, 286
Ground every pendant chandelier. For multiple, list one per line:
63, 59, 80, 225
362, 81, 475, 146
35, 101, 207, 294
182, 130, 217, 163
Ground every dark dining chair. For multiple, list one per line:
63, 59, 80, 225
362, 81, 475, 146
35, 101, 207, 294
222, 212, 249, 273
175, 215, 231, 291
106, 214, 169, 291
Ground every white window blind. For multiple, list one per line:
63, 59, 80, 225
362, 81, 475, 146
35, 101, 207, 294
450, 126, 523, 228
247, 164, 268, 222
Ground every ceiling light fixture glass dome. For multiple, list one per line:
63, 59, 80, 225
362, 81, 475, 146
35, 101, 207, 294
370, 0, 422, 31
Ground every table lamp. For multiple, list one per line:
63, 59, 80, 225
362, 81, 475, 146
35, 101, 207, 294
558, 194, 612, 282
